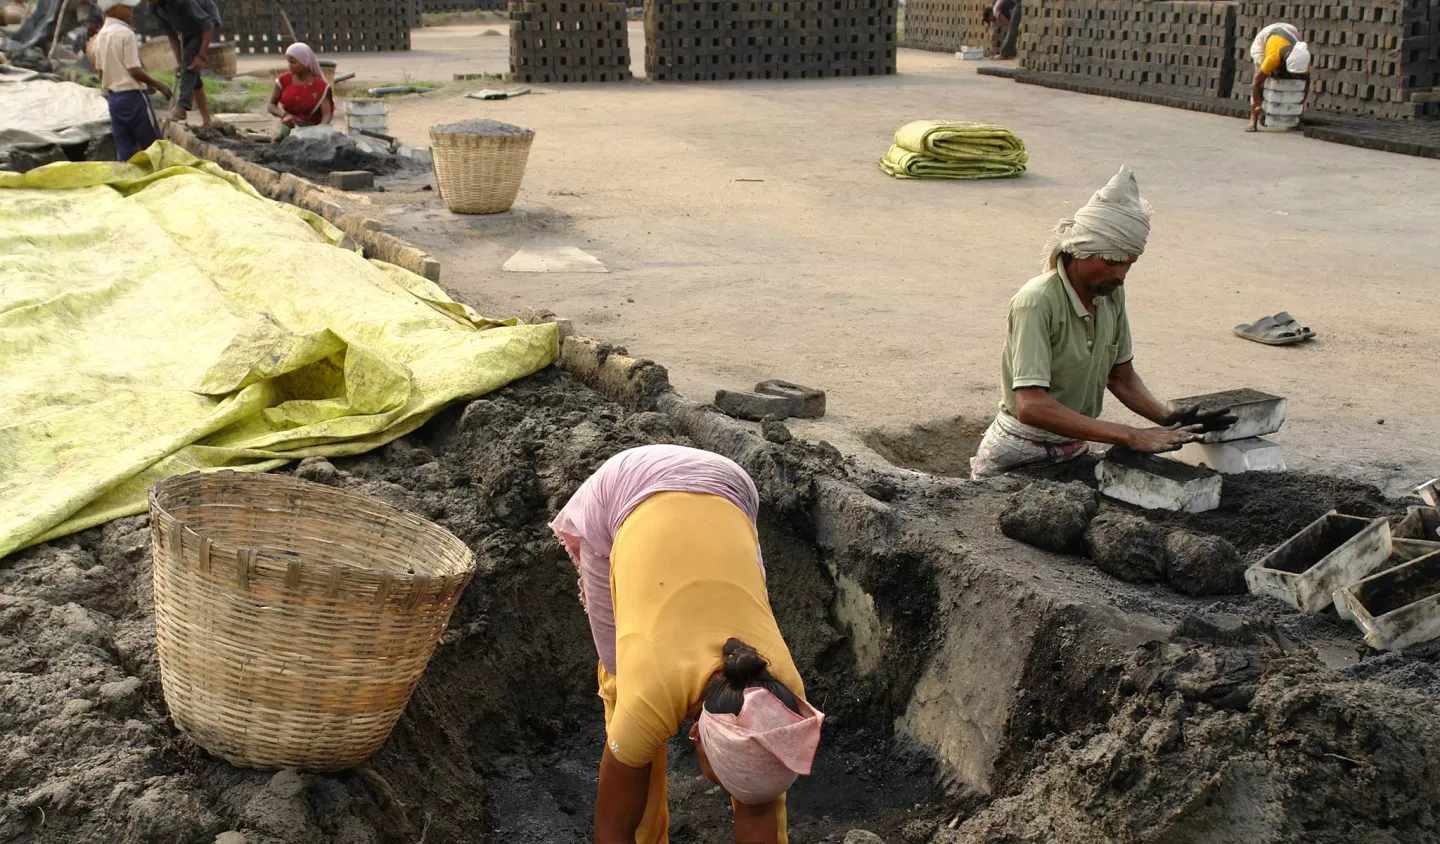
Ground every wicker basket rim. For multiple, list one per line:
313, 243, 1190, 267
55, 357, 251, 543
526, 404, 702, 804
149, 471, 475, 583
429, 127, 536, 142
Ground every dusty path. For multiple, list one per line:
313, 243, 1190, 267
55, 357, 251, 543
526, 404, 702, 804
248, 25, 1440, 495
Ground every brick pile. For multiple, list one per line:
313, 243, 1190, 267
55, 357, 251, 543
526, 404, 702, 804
645, 0, 897, 81
1020, 0, 1237, 98
900, 0, 991, 53
423, 0, 508, 10
215, 0, 415, 54
1231, 0, 1440, 119
510, 0, 632, 82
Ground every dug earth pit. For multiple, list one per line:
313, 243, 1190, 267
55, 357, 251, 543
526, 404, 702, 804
4, 342, 1440, 844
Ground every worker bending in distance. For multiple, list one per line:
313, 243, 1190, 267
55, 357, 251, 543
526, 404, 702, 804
982, 0, 1021, 59
550, 444, 824, 844
969, 165, 1235, 479
1247, 22, 1312, 131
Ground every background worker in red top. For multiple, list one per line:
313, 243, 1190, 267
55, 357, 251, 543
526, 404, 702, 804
267, 42, 333, 139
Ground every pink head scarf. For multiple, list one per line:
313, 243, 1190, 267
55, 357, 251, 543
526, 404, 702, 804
698, 688, 825, 805
550, 444, 763, 674
284, 42, 326, 81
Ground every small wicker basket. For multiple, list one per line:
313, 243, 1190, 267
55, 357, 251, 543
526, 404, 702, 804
206, 42, 238, 80
138, 38, 176, 73
136, 40, 235, 78
150, 471, 477, 771
429, 124, 535, 214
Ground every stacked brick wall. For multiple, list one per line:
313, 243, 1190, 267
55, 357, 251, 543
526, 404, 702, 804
645, 0, 897, 81
1020, 0, 1236, 97
215, 0, 414, 54
900, 0, 990, 53
1231, 0, 1440, 118
510, 0, 632, 82
423, 0, 508, 12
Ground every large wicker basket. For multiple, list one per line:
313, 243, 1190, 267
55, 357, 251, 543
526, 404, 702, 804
149, 471, 477, 771
429, 125, 535, 214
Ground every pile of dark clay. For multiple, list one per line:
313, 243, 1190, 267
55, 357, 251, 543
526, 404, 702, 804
0, 368, 944, 844
192, 124, 411, 181
944, 621, 1440, 843
432, 119, 532, 136
998, 461, 1407, 597
5, 364, 1440, 844
999, 480, 1245, 596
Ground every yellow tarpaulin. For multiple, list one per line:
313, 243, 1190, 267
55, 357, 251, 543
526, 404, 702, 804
0, 142, 558, 559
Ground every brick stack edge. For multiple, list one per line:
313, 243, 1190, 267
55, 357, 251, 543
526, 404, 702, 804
646, 0, 897, 81
1021, 0, 1236, 97
215, 0, 416, 54
510, 0, 632, 82
906, 0, 1437, 119
424, 0, 510, 10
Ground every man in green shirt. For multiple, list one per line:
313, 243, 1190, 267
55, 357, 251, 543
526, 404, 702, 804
970, 166, 1234, 478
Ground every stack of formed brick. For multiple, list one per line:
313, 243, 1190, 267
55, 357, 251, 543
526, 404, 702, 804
645, 0, 897, 81
1020, 0, 1236, 97
900, 0, 991, 53
423, 0, 508, 10
215, 0, 416, 54
509, 0, 632, 82
1231, 0, 1440, 118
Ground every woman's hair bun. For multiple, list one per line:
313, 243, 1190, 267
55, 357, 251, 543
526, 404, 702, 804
721, 637, 769, 686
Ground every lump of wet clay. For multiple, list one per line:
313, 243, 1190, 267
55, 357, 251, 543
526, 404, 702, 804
998, 481, 1099, 553
1085, 511, 1167, 583
1164, 530, 1245, 596
295, 457, 339, 486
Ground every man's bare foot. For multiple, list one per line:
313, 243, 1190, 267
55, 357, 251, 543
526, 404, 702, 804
1245, 123, 1258, 132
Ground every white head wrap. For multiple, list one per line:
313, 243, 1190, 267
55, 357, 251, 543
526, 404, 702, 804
99, 0, 141, 10
1043, 164, 1153, 270
1286, 42, 1312, 73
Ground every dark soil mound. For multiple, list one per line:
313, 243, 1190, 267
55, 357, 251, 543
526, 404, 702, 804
950, 638, 1440, 843
193, 125, 408, 181
0, 369, 944, 844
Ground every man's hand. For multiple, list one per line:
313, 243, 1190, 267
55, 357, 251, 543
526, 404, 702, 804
157, 83, 174, 100
1126, 424, 1204, 453
1162, 403, 1238, 433
189, 54, 206, 71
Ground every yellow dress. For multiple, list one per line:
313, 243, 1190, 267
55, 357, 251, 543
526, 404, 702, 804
598, 491, 804, 843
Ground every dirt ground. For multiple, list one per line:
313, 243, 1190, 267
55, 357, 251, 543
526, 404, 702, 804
6, 365, 1440, 843
242, 23, 1440, 496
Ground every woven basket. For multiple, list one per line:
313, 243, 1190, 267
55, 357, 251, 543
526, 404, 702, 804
139, 38, 177, 73
429, 126, 535, 214
206, 42, 238, 79
149, 471, 477, 771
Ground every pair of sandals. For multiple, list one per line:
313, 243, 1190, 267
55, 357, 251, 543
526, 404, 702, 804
1233, 311, 1316, 346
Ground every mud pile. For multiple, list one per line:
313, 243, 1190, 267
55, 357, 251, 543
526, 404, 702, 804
1016, 455, 1399, 556
949, 627, 1440, 843
192, 125, 416, 181
4, 363, 1440, 844
0, 369, 945, 844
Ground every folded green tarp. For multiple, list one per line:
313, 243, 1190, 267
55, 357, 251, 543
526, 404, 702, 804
0, 142, 558, 558
878, 120, 1028, 180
